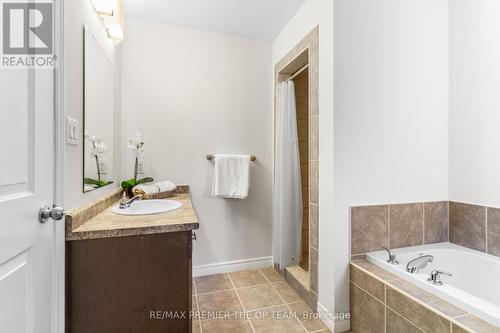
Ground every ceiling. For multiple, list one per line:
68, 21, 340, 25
124, 0, 306, 41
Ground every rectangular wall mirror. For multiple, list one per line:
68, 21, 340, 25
83, 24, 115, 192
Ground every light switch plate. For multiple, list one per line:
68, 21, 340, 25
98, 159, 108, 174
137, 158, 145, 174
65, 117, 78, 146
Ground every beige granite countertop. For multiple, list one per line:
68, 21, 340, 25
66, 192, 199, 241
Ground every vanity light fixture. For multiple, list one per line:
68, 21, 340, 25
91, 0, 124, 44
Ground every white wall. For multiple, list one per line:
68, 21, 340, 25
64, 0, 121, 209
120, 19, 273, 267
272, 0, 335, 321
334, 0, 449, 324
449, 0, 500, 207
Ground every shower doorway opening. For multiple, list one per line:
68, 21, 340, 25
272, 26, 319, 309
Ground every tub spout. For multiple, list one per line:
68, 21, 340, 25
406, 254, 434, 274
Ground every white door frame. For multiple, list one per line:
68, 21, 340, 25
53, 0, 65, 332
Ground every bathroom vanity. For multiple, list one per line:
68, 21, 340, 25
65, 187, 199, 333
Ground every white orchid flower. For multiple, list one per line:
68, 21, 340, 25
85, 130, 106, 157
128, 131, 145, 157
91, 140, 106, 156
85, 129, 97, 142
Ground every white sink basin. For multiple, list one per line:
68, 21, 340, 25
111, 199, 183, 216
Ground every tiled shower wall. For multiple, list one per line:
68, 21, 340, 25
351, 201, 500, 258
294, 68, 310, 271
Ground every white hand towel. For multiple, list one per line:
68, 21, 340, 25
212, 154, 250, 199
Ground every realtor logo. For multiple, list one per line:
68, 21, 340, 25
1, 1, 55, 68
3, 2, 52, 54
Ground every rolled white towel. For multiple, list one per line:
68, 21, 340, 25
132, 181, 177, 198
156, 181, 177, 192
132, 184, 160, 197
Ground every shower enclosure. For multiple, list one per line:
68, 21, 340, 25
273, 47, 311, 276
273, 27, 319, 308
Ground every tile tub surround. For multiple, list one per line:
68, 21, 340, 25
192, 267, 330, 333
449, 202, 487, 252
488, 208, 500, 256
351, 201, 449, 255
65, 185, 198, 240
449, 202, 500, 257
351, 200, 500, 259
349, 260, 500, 333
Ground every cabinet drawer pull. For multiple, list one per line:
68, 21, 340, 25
192, 232, 197, 241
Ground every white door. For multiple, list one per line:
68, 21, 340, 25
0, 53, 56, 333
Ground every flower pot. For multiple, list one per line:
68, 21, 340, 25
125, 187, 135, 198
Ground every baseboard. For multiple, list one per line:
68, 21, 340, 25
193, 256, 273, 277
316, 302, 335, 332
335, 318, 351, 332
317, 302, 351, 333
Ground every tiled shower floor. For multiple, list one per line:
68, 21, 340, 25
192, 267, 331, 333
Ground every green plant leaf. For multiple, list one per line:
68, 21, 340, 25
84, 178, 99, 185
85, 178, 114, 188
137, 177, 154, 184
97, 180, 113, 187
121, 178, 137, 189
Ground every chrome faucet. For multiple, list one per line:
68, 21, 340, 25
428, 270, 452, 285
119, 195, 143, 209
383, 247, 399, 265
406, 254, 434, 274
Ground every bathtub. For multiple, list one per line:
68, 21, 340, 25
366, 242, 500, 328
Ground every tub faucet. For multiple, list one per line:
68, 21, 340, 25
383, 247, 399, 265
406, 254, 434, 274
427, 270, 452, 286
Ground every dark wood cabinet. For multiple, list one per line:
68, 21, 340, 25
66, 231, 193, 333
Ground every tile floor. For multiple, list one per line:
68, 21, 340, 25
192, 267, 331, 333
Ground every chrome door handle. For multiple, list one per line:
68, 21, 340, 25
39, 205, 65, 223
